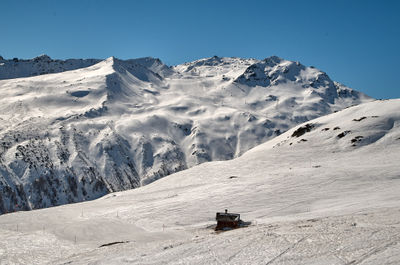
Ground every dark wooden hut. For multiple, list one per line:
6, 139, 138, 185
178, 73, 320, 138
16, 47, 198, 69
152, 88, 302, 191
215, 209, 240, 230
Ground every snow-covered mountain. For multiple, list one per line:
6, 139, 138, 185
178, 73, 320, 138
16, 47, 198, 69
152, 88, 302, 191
0, 99, 399, 264
0, 54, 101, 79
0, 55, 174, 80
0, 55, 372, 214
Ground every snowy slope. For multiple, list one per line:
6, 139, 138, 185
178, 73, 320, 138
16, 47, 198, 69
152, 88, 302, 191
0, 55, 372, 214
0, 99, 399, 264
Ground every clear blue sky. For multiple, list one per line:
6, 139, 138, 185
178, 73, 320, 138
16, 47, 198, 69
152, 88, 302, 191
1, 0, 399, 99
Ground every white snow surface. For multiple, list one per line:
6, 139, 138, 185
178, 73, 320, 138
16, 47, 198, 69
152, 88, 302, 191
0, 99, 399, 264
0, 55, 373, 214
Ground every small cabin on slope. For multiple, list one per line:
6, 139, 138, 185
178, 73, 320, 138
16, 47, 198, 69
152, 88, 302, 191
215, 209, 240, 230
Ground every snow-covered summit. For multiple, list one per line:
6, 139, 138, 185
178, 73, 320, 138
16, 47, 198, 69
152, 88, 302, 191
173, 56, 257, 77
234, 56, 367, 105
123, 56, 174, 78
0, 55, 373, 214
33, 54, 52, 62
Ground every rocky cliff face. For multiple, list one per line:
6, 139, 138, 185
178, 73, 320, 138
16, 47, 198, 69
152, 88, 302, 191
0, 55, 372, 214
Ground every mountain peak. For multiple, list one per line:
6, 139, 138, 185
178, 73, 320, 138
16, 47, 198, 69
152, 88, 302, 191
33, 54, 52, 62
195, 55, 223, 66
174, 56, 257, 76
263, 55, 283, 65
134, 56, 162, 64
105, 56, 116, 63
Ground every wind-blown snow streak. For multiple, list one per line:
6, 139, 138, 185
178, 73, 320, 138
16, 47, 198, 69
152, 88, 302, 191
0, 55, 372, 214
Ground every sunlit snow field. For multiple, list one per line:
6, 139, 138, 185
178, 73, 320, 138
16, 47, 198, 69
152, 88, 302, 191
0, 99, 399, 264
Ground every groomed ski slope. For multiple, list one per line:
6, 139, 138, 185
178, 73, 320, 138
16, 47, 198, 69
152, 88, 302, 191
0, 99, 400, 264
